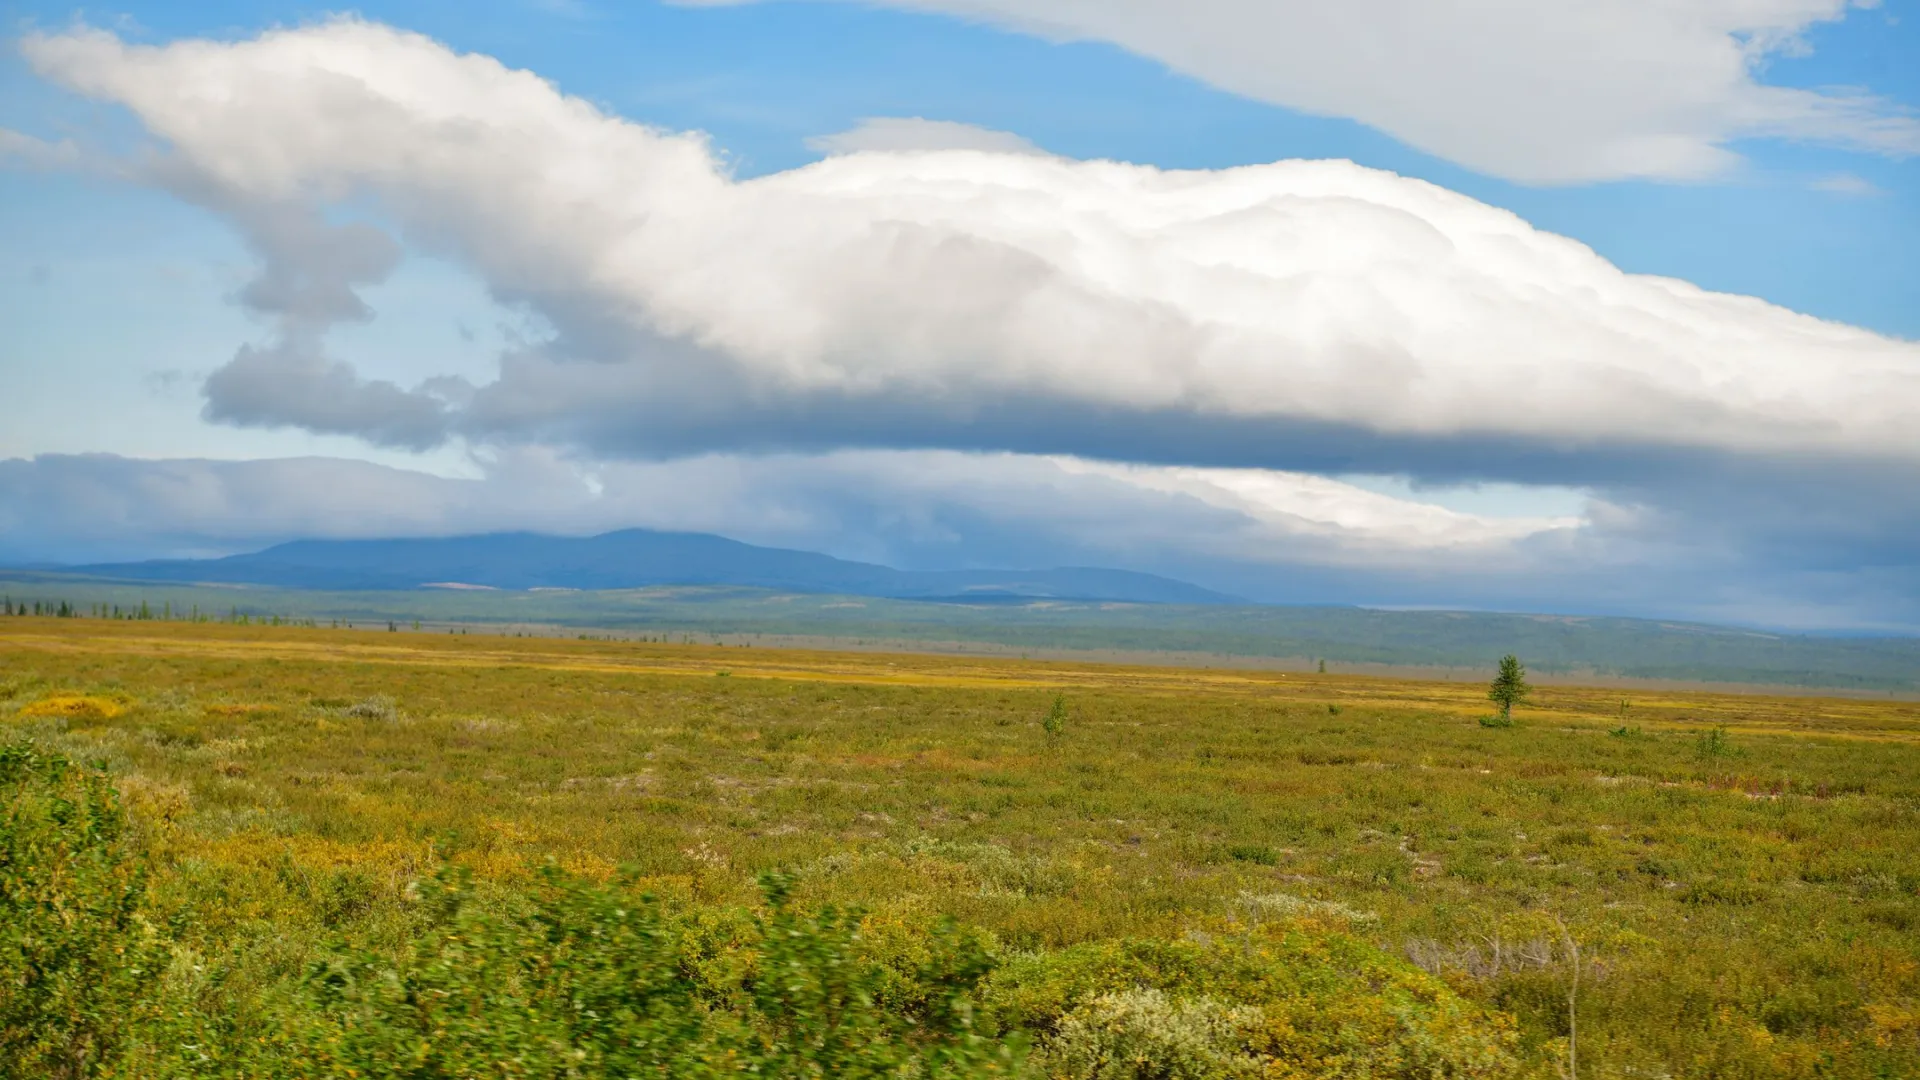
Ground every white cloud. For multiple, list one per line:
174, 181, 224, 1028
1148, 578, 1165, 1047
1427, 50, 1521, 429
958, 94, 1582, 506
14, 21, 1920, 627
0, 449, 1574, 570
0, 128, 87, 170
7, 451, 1912, 629
1810, 172, 1883, 196
807, 117, 1044, 156
22, 20, 1920, 478
1051, 459, 1576, 553
683, 0, 1920, 182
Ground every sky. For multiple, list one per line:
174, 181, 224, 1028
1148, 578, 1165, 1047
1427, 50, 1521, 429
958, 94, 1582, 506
1, 0, 1916, 630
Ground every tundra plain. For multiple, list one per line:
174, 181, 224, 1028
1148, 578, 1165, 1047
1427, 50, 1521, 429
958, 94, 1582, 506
3, 618, 1918, 1078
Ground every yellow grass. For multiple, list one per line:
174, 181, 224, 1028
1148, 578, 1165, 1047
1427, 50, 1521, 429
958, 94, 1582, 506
17, 692, 130, 720
5, 619, 1915, 739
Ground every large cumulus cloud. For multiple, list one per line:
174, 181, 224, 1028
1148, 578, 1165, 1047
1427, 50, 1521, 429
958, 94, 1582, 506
9, 20, 1920, 628
685, 0, 1920, 182
20, 21, 1920, 471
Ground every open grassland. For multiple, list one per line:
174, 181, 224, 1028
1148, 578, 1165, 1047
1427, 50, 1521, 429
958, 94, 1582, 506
8, 573, 1919, 692
3, 618, 1919, 1078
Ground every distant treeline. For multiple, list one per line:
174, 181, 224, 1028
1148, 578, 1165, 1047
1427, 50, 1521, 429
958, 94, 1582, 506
2, 595, 326, 627
1, 597, 193, 620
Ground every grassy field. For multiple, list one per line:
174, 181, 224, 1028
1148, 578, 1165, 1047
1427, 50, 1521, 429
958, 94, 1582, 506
3, 617, 1918, 1077
7, 572, 1920, 692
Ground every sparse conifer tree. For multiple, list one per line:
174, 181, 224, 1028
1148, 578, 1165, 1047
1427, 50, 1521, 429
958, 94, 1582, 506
1488, 654, 1532, 722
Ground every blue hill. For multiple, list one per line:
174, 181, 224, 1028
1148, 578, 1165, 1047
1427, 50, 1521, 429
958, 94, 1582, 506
74, 529, 1241, 605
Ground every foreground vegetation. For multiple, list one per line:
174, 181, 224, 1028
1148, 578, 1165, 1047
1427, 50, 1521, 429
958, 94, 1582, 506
3, 618, 1918, 1078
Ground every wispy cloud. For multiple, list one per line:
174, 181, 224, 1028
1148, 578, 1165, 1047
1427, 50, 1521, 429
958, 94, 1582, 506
807, 117, 1044, 156
685, 0, 1920, 183
0, 128, 85, 170
1810, 171, 1883, 196
4, 450, 1912, 629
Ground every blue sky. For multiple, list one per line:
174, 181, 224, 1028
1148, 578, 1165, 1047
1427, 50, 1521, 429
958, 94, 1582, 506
2, 1, 1917, 628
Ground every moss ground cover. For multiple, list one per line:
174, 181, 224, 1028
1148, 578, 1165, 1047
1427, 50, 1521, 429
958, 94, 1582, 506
2, 618, 1917, 1077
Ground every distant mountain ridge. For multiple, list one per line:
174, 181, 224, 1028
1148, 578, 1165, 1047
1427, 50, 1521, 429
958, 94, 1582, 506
73, 530, 1240, 605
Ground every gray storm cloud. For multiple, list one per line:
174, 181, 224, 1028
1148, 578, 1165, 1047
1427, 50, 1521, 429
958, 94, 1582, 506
200, 344, 453, 452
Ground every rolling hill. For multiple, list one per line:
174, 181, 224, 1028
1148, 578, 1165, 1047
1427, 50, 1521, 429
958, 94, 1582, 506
69, 529, 1240, 605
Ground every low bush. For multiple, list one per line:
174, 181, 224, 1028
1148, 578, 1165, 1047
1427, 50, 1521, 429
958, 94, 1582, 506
290, 868, 1020, 1079
1, 738, 1533, 1079
986, 924, 1524, 1079
0, 742, 161, 1079
1045, 989, 1263, 1080
3, 741, 1023, 1077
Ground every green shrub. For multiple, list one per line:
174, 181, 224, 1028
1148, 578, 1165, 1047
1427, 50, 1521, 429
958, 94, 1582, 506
0, 742, 162, 1080
1044, 989, 1262, 1080
986, 926, 1524, 1079
1225, 844, 1278, 867
1694, 726, 1737, 758
294, 868, 1023, 1079
1044, 696, 1068, 739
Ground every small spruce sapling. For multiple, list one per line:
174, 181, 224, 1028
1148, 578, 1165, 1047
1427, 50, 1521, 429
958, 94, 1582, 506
1043, 694, 1068, 740
1487, 654, 1531, 723
1696, 726, 1737, 759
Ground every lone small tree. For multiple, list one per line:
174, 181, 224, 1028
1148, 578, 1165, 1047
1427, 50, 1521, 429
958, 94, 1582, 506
1043, 694, 1068, 741
1488, 654, 1531, 722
